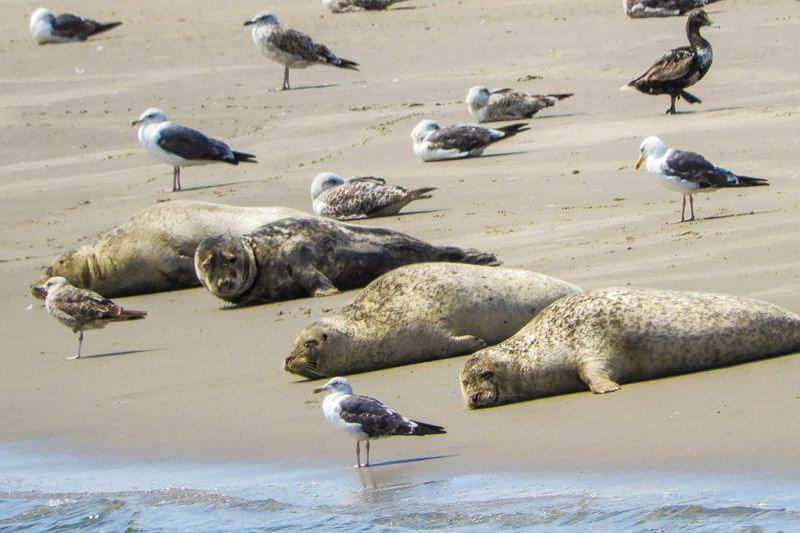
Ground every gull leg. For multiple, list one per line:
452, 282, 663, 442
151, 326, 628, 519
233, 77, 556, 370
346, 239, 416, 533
365, 440, 371, 467
66, 331, 83, 360
174, 166, 181, 192
687, 195, 695, 221
283, 66, 290, 90
666, 95, 677, 115
668, 195, 687, 224
356, 441, 362, 468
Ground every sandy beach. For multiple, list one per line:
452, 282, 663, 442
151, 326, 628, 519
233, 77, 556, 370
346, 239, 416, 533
2, 0, 800, 481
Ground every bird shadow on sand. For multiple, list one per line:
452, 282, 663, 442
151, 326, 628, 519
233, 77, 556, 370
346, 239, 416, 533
691, 208, 779, 222
352, 454, 455, 470
665, 105, 747, 116
71, 348, 158, 360
165, 180, 249, 193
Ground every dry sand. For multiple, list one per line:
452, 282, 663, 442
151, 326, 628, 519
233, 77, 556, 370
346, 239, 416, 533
2, 0, 800, 477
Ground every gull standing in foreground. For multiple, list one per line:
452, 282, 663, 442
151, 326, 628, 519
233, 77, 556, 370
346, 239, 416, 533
466, 86, 572, 123
36, 277, 147, 360
29, 7, 122, 44
411, 120, 528, 162
313, 377, 446, 468
244, 12, 359, 90
131, 108, 257, 192
322, 0, 412, 13
311, 172, 436, 220
636, 136, 769, 223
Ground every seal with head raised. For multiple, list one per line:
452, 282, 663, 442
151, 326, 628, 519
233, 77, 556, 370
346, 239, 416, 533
31, 201, 306, 299
460, 287, 800, 408
194, 218, 500, 306
284, 263, 582, 379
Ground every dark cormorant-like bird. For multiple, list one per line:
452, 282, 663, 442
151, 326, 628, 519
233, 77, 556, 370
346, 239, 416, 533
622, 9, 718, 114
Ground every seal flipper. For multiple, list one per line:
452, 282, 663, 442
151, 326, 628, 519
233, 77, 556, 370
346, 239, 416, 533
448, 334, 487, 354
286, 249, 339, 297
577, 360, 621, 394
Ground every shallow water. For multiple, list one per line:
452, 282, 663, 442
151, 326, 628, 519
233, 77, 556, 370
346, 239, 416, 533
2, 442, 800, 531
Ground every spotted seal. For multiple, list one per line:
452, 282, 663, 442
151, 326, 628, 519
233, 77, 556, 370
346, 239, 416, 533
460, 287, 800, 408
284, 263, 582, 379
194, 218, 500, 306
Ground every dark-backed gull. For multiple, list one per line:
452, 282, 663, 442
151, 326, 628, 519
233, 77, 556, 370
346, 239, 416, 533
411, 120, 528, 162
244, 12, 359, 90
621, 9, 717, 114
29, 7, 122, 44
636, 136, 769, 223
131, 108, 257, 192
311, 172, 435, 220
323, 0, 412, 13
466, 86, 572, 123
624, 0, 724, 18
313, 377, 446, 468
36, 277, 147, 360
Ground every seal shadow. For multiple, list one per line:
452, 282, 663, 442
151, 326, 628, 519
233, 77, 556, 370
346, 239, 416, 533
72, 348, 158, 359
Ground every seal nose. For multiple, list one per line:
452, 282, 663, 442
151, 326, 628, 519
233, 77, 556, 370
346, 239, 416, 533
217, 277, 231, 291
283, 356, 294, 370
470, 392, 482, 405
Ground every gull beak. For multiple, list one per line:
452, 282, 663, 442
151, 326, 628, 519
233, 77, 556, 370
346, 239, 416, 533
31, 284, 47, 300
312, 385, 328, 394
130, 119, 141, 127
244, 20, 254, 26
635, 156, 645, 170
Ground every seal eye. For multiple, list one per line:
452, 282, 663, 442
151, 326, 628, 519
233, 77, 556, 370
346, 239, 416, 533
304, 339, 318, 349
479, 370, 494, 380
321, 333, 328, 340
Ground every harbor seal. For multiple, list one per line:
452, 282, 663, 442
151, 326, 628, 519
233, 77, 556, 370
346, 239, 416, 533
31, 201, 306, 299
284, 263, 582, 379
194, 218, 500, 306
460, 287, 800, 408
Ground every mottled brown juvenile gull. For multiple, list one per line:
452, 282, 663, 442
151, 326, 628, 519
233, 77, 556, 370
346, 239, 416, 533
465, 86, 572, 123
313, 377, 446, 468
37, 277, 147, 360
621, 9, 718, 114
29, 7, 122, 44
411, 120, 528, 162
310, 172, 435, 220
131, 108, 257, 192
323, 0, 412, 13
636, 136, 769, 223
624, 0, 724, 18
244, 12, 359, 90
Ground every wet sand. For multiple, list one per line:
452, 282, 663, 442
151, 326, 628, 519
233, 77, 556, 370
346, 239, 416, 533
2, 0, 800, 476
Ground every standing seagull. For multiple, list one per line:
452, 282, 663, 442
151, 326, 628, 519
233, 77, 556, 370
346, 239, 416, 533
244, 12, 359, 90
636, 136, 769, 223
311, 172, 436, 220
313, 377, 446, 468
36, 277, 147, 360
621, 9, 718, 114
29, 7, 122, 44
411, 120, 528, 162
322, 0, 412, 13
131, 108, 257, 192
466, 86, 572, 123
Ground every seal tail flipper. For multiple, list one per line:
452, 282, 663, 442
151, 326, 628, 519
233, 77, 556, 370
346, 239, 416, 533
577, 361, 621, 394
445, 247, 501, 266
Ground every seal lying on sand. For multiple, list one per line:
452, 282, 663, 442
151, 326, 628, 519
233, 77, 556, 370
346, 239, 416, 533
31, 201, 306, 299
284, 263, 582, 379
194, 218, 500, 306
460, 287, 800, 408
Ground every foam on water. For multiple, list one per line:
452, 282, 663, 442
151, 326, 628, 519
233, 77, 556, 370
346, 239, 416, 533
2, 442, 800, 531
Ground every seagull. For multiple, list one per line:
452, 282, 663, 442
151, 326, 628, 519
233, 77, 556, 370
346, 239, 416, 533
624, 0, 724, 18
311, 172, 436, 220
636, 136, 769, 223
411, 120, 528, 162
131, 108, 257, 192
621, 9, 718, 114
322, 0, 412, 13
313, 377, 446, 468
29, 7, 122, 44
466, 86, 572, 123
244, 12, 359, 90
36, 277, 147, 360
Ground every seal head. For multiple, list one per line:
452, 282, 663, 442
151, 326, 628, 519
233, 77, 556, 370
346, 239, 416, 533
194, 235, 258, 301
